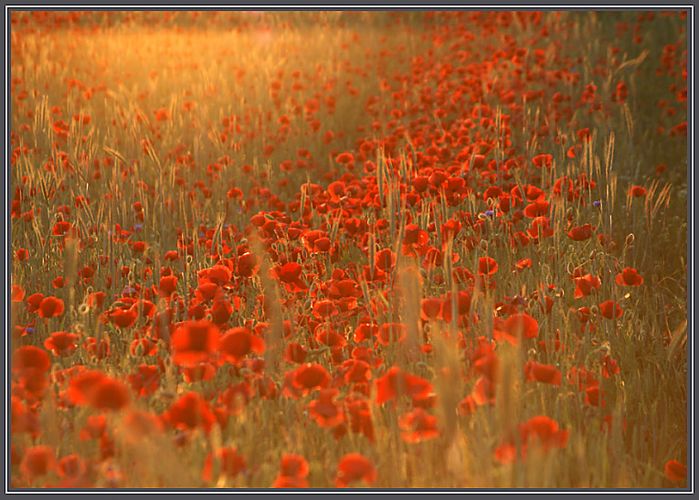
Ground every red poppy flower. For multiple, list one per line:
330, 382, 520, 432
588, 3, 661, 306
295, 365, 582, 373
478, 256, 498, 276
11, 284, 25, 302
532, 153, 553, 168
127, 364, 161, 397
523, 199, 550, 218
342, 359, 372, 384
576, 307, 593, 327
344, 395, 375, 441
11, 396, 40, 435
195, 282, 220, 302
377, 322, 407, 345
440, 291, 472, 322
664, 460, 687, 482
314, 325, 347, 348
566, 366, 598, 392
163, 391, 217, 434
20, 446, 56, 480
276, 261, 302, 282
412, 175, 429, 192
576, 126, 592, 142
471, 376, 496, 406
274, 262, 308, 291
284, 342, 307, 364
308, 388, 344, 428
303, 230, 329, 252
79, 414, 107, 441
272, 475, 310, 488
201, 264, 233, 285
328, 279, 361, 299
210, 298, 234, 325
584, 384, 605, 407
89, 378, 130, 411
312, 299, 338, 319
15, 248, 29, 261
601, 355, 621, 378
26, 293, 44, 313
398, 407, 440, 443
524, 361, 562, 385
335, 453, 377, 487
574, 274, 602, 298
107, 306, 138, 328
335, 152, 354, 164
375, 366, 433, 405
279, 453, 309, 478
519, 415, 569, 453
515, 258, 532, 271
67, 370, 105, 404
273, 454, 309, 488
37, 296, 65, 319
494, 443, 517, 465
44, 331, 79, 356
403, 224, 429, 246
628, 185, 647, 197
171, 320, 220, 367
13, 345, 51, 376
503, 313, 539, 340
132, 241, 147, 254
473, 348, 498, 381
68, 369, 129, 410
457, 395, 478, 416
292, 363, 331, 394
327, 181, 346, 202
615, 267, 644, 286
164, 250, 179, 261
84, 336, 111, 359
421, 297, 443, 320
52, 221, 73, 236
496, 416, 568, 464
527, 216, 554, 239
130, 337, 159, 357
159, 275, 178, 297
354, 322, 378, 343
612, 81, 628, 102
87, 291, 106, 310
237, 252, 259, 278
202, 447, 246, 482
375, 248, 396, 273
599, 300, 623, 319
219, 327, 265, 364
441, 218, 462, 240
57, 453, 87, 480
567, 223, 594, 241
154, 108, 170, 121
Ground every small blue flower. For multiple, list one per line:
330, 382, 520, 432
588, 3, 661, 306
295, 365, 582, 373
134, 223, 143, 231
593, 200, 601, 208
485, 209, 495, 218
25, 327, 35, 334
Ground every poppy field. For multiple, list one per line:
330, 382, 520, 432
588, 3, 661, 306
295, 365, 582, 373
8, 10, 690, 489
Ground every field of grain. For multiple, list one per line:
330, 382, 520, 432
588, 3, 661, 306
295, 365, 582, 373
9, 10, 689, 489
